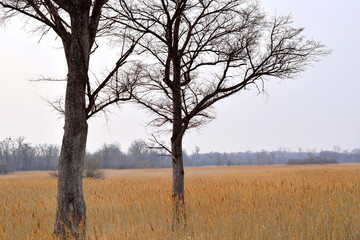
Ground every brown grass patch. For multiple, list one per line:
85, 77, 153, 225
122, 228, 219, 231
1, 164, 359, 239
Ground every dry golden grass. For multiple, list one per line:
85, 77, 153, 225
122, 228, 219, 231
0, 164, 359, 239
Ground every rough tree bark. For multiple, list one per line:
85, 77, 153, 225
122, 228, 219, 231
54, 3, 92, 239
171, 136, 186, 228
171, 66, 187, 227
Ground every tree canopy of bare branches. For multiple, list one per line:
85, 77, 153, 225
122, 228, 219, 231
109, 0, 329, 227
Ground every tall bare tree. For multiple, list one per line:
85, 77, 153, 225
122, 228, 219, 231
0, 1, 138, 238
110, 0, 329, 227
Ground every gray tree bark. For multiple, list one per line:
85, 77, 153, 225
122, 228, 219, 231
171, 137, 186, 229
54, 4, 92, 239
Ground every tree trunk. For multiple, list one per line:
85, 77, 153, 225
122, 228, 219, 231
55, 120, 87, 239
171, 53, 186, 228
170, 2, 187, 229
171, 137, 186, 229
54, 5, 91, 239
54, 65, 89, 239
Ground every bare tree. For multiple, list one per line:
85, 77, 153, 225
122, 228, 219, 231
36, 144, 60, 170
20, 143, 35, 170
0, 1, 139, 239
128, 139, 148, 165
0, 137, 12, 167
94, 142, 125, 168
13, 136, 25, 171
110, 0, 329, 228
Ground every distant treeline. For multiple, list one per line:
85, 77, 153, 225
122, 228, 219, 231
0, 137, 59, 173
1, 137, 359, 173
185, 148, 355, 167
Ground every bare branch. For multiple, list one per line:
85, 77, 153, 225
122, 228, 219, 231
41, 95, 65, 117
30, 75, 67, 82
147, 134, 172, 154
119, 0, 329, 145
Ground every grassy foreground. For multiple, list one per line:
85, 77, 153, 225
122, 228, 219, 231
0, 164, 359, 239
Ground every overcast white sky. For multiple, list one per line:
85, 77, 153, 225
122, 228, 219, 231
0, 0, 359, 153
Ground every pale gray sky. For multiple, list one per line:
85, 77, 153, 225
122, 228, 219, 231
0, 0, 359, 153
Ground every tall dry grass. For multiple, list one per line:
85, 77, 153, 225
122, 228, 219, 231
0, 164, 359, 239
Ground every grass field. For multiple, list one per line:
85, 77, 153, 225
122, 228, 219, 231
0, 164, 359, 239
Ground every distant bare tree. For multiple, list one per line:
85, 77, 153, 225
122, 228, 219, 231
0, 137, 12, 167
128, 139, 149, 165
12, 136, 25, 171
36, 144, 60, 170
128, 139, 145, 159
193, 146, 200, 165
110, 0, 329, 228
0, 1, 139, 238
20, 143, 35, 170
95, 142, 125, 168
